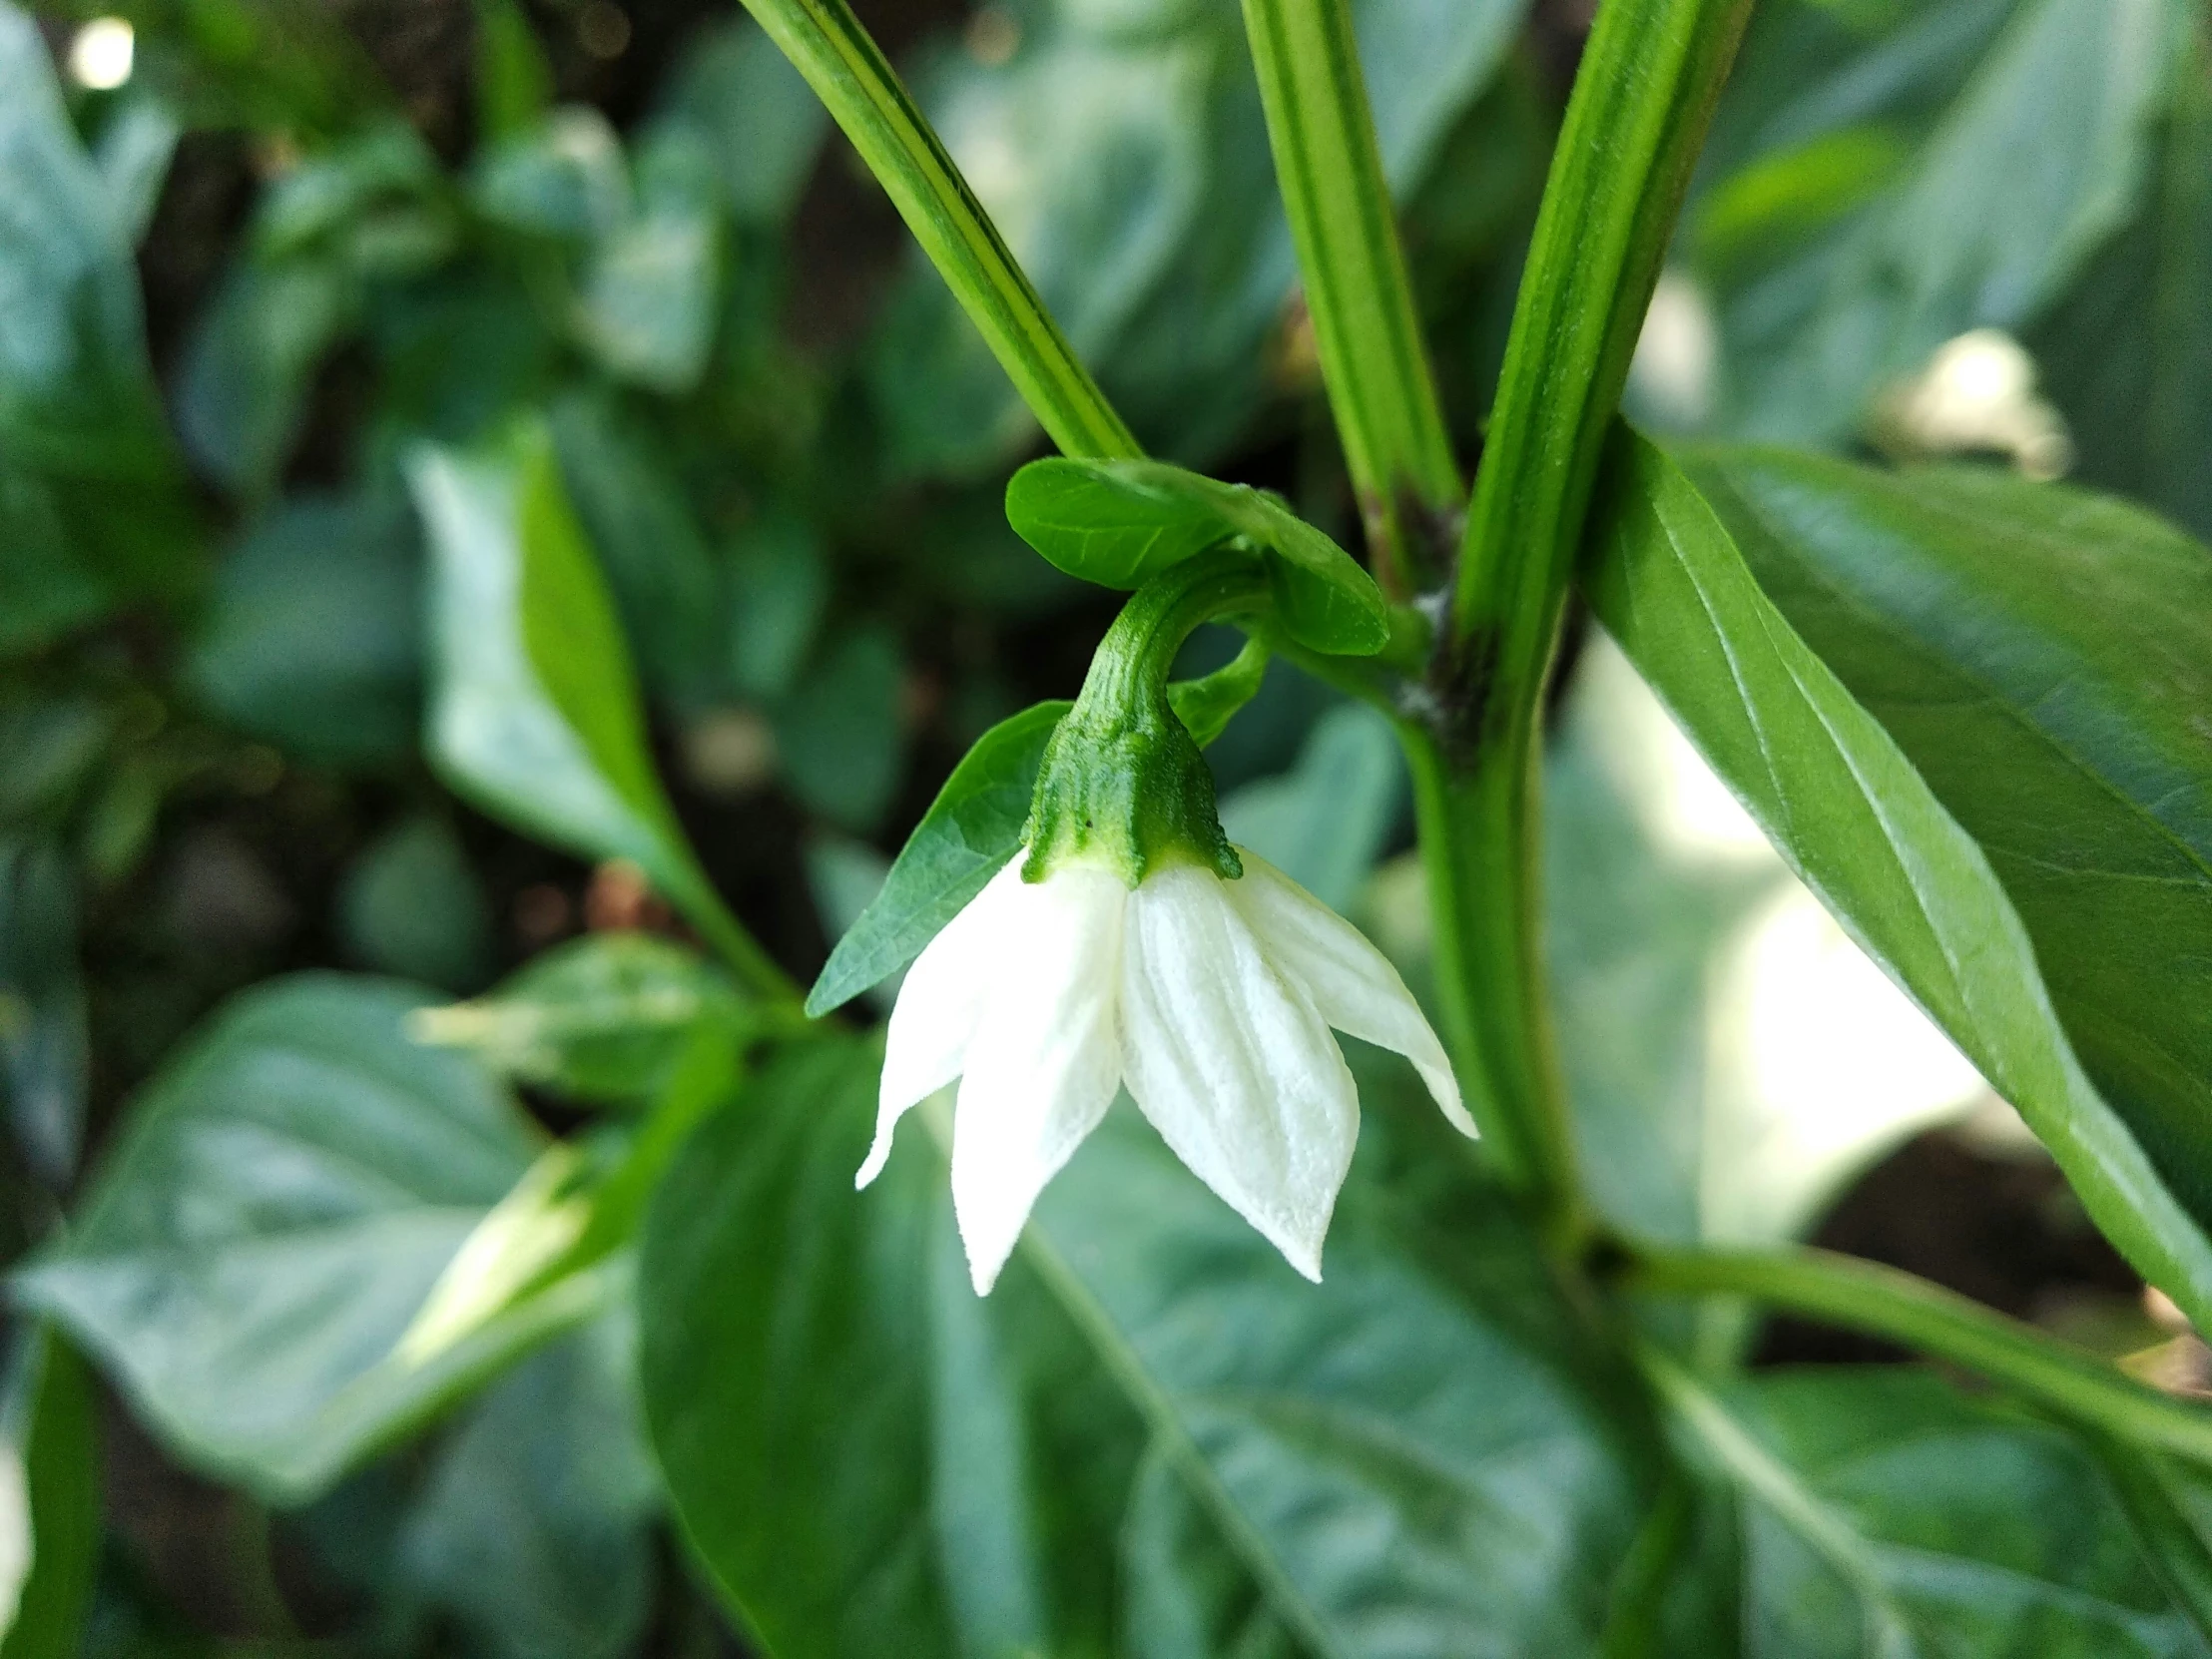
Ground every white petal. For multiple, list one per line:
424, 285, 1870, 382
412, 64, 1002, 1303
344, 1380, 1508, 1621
1119, 864, 1357, 1281
950, 865, 1127, 1294
856, 857, 1027, 1189
1225, 850, 1477, 1140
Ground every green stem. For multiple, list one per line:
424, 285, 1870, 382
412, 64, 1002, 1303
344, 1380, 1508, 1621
1450, 0, 1751, 660
735, 0, 1138, 460
1630, 1244, 2212, 1467
1402, 720, 1581, 1238
1240, 0, 1461, 589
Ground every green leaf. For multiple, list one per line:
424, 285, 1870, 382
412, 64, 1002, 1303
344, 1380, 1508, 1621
725, 509, 830, 701
175, 256, 353, 496
1005, 457, 1387, 654
651, 16, 830, 228
1165, 637, 1269, 750
337, 816, 494, 994
804, 700, 1065, 1017
0, 0, 172, 478
1691, 0, 2185, 444
1218, 702, 1401, 911
1654, 1360, 2208, 1656
408, 932, 749, 1107
1586, 426, 2212, 1333
640, 1036, 1652, 1658
470, 0, 554, 146
1672, 445, 2212, 1239
397, 1310, 660, 1659
407, 415, 787, 998
0, 1330, 99, 1659
10, 974, 591, 1503
0, 838, 87, 1186
92, 96, 181, 249
575, 132, 724, 394
186, 490, 422, 767
773, 624, 907, 832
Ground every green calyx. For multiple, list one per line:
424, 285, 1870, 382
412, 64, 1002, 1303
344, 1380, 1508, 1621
1023, 548, 1268, 885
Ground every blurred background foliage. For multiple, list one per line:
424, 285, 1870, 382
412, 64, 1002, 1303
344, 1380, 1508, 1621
0, 0, 2206, 1649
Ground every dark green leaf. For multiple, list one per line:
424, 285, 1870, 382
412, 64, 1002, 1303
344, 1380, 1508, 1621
643, 1033, 1653, 1657
11, 974, 578, 1502
1587, 426, 2212, 1332
805, 700, 1065, 1017
337, 816, 494, 994
176, 258, 354, 497
1674, 445, 2212, 1236
398, 1311, 659, 1659
774, 625, 907, 832
1005, 458, 1386, 654
726, 509, 829, 701
408, 415, 748, 972
470, 0, 554, 146
1659, 1362, 2207, 1656
187, 491, 422, 766
0, 1330, 99, 1659
0, 838, 87, 1185
409, 932, 748, 1107
1692, 0, 2182, 444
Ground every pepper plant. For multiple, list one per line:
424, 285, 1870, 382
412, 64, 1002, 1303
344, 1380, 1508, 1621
6, 0, 2212, 1651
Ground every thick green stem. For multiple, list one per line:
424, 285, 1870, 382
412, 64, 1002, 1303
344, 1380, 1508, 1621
1240, 0, 1461, 589
1403, 721, 1580, 1237
735, 0, 1138, 460
1630, 1244, 2212, 1467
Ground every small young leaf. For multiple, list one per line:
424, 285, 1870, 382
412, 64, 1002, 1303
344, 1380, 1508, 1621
806, 701, 1068, 1018
409, 932, 749, 1107
1005, 457, 1386, 654
1165, 638, 1268, 749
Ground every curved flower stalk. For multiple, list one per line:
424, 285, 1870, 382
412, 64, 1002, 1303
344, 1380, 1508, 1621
855, 545, 1470, 1294
858, 847, 1473, 1292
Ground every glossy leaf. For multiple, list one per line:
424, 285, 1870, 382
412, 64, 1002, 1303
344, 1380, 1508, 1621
1675, 445, 2212, 1236
1589, 428, 2212, 1333
409, 931, 749, 1107
10, 974, 591, 1502
1005, 457, 1387, 654
408, 416, 783, 995
641, 1035, 1652, 1657
805, 700, 1066, 1017
0, 1330, 98, 1659
1691, 0, 2183, 444
1657, 1362, 2209, 1656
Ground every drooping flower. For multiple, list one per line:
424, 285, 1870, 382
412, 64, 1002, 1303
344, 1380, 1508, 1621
856, 847, 1474, 1294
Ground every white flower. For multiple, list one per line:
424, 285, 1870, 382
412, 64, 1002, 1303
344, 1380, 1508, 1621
856, 849, 1476, 1293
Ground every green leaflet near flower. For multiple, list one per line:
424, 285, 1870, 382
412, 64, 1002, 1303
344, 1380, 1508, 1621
855, 549, 1471, 1293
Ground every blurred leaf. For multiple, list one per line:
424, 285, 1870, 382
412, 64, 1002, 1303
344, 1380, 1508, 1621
2030, 20, 2212, 542
91, 96, 181, 248
774, 625, 906, 832
0, 0, 172, 477
805, 699, 1065, 1017
471, 0, 554, 146
176, 257, 352, 497
1218, 702, 1401, 911
337, 817, 494, 994
1588, 427, 2212, 1334
409, 932, 747, 1107
1676, 446, 2212, 1239
470, 107, 630, 244
726, 510, 830, 701
1658, 1362, 2208, 1655
370, 267, 563, 444
187, 491, 421, 766
1692, 0, 2185, 443
409, 416, 749, 971
0, 840, 87, 1186
398, 1311, 658, 1659
0, 702, 108, 829
253, 122, 451, 270
0, 1330, 99, 1659
641, 1036, 1652, 1657
801, 835, 894, 1011
651, 17, 829, 228
548, 390, 722, 699
1006, 458, 1387, 654
575, 133, 723, 393
10, 974, 588, 1503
